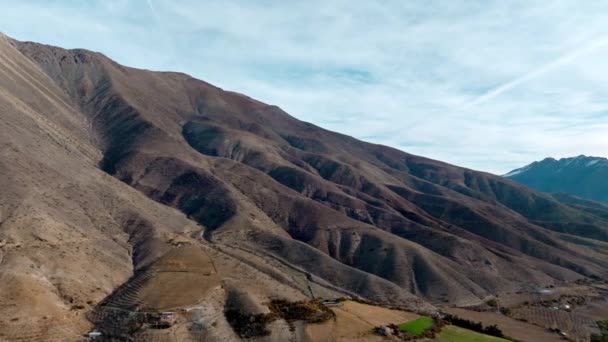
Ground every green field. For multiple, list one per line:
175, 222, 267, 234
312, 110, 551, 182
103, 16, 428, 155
398, 316, 435, 336
437, 325, 511, 342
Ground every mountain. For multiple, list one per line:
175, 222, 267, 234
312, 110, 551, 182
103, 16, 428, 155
1, 34, 608, 340
505, 155, 608, 203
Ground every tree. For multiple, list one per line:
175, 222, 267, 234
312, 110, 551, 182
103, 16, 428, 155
591, 320, 608, 342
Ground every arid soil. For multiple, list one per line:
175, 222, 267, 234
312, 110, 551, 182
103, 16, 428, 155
305, 301, 419, 341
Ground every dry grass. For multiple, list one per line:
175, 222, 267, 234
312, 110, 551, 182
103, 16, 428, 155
305, 300, 419, 342
137, 246, 220, 310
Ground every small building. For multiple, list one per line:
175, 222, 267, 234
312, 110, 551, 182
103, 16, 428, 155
378, 326, 394, 336
431, 312, 445, 319
149, 311, 178, 329
88, 330, 102, 339
321, 300, 343, 307
159, 312, 177, 326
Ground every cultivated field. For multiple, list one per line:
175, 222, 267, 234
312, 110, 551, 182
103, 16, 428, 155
137, 245, 220, 310
511, 306, 597, 341
441, 307, 563, 342
437, 325, 511, 342
399, 316, 434, 336
305, 300, 419, 341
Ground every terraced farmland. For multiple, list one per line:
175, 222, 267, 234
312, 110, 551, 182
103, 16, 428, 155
87, 245, 220, 339
511, 306, 596, 341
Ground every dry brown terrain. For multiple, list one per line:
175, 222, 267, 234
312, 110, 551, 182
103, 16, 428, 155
1, 32, 608, 341
306, 301, 419, 341
123, 245, 219, 311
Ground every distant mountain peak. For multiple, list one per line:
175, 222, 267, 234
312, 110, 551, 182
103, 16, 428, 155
503, 163, 533, 177
505, 155, 608, 202
557, 155, 607, 167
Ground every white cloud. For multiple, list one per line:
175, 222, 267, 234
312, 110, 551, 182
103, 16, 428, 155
463, 37, 608, 108
1, 0, 607, 174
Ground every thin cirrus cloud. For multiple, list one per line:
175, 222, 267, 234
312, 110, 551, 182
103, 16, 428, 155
462, 37, 608, 109
1, 0, 607, 174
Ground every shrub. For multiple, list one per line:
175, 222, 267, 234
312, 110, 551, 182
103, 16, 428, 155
225, 299, 335, 338
268, 299, 335, 324
591, 320, 608, 342
224, 309, 274, 338
442, 313, 505, 338
486, 299, 498, 307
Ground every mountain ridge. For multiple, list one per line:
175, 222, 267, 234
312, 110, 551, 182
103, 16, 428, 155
505, 155, 608, 203
2, 34, 608, 340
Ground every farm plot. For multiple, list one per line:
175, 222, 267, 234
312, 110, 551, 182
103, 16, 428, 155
399, 316, 434, 336
441, 307, 563, 342
305, 300, 419, 341
437, 325, 511, 342
511, 306, 596, 341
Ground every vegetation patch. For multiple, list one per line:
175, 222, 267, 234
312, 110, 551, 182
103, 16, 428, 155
437, 325, 511, 342
398, 316, 435, 336
224, 309, 275, 338
591, 320, 608, 342
443, 313, 506, 338
225, 299, 335, 338
269, 299, 335, 324
381, 315, 445, 340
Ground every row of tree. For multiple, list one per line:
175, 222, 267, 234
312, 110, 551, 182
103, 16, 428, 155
442, 313, 505, 338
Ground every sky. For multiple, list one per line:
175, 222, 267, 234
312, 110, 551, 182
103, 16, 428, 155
1, 1, 608, 174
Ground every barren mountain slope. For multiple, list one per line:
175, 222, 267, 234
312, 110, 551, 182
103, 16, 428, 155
2, 34, 608, 340
0, 32, 204, 340
0, 34, 427, 341
14, 36, 608, 296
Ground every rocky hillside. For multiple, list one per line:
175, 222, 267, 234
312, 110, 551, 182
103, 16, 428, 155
505, 155, 608, 203
1, 33, 608, 340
